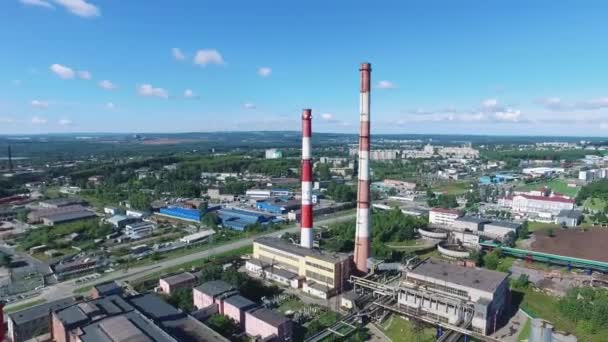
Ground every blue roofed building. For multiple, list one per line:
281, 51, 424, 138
256, 198, 300, 215
157, 205, 221, 223
217, 208, 281, 231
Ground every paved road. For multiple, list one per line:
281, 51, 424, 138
6, 211, 356, 310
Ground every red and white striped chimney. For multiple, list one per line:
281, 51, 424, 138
300, 109, 314, 249
354, 62, 372, 274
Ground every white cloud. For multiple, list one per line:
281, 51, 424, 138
58, 118, 72, 126
77, 70, 92, 80
137, 84, 168, 98
494, 108, 522, 122
194, 49, 225, 66
184, 89, 195, 98
50, 63, 75, 79
600, 122, 608, 130
31, 100, 49, 108
258, 67, 272, 77
243, 103, 256, 109
0, 117, 16, 124
172, 48, 185, 61
98, 80, 117, 90
31, 116, 48, 125
19, 0, 54, 9
376, 80, 397, 89
580, 97, 608, 110
53, 0, 100, 18
105, 102, 115, 109
321, 113, 333, 120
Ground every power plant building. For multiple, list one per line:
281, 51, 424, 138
399, 259, 509, 335
250, 237, 351, 299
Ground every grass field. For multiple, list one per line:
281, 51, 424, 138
516, 179, 580, 197
527, 221, 561, 232
431, 181, 471, 195
277, 297, 305, 314
381, 315, 435, 342
515, 288, 608, 342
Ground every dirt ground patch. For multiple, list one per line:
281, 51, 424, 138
531, 228, 608, 262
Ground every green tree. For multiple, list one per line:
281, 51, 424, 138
166, 288, 193, 312
547, 228, 555, 237
518, 221, 529, 239
206, 314, 240, 338
483, 249, 501, 270
202, 212, 220, 227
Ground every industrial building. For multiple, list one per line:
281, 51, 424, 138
7, 297, 76, 342
429, 208, 462, 226
193, 280, 292, 341
483, 221, 521, 240
500, 193, 575, 221
124, 221, 156, 239
452, 216, 490, 232
255, 197, 300, 214
38, 198, 85, 209
158, 272, 198, 295
250, 237, 351, 298
49, 293, 229, 342
216, 208, 280, 231
399, 259, 510, 335
157, 207, 201, 223
555, 209, 583, 228
106, 214, 139, 228
41, 209, 97, 226
265, 148, 283, 159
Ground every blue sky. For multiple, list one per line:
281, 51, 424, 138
1, 0, 608, 136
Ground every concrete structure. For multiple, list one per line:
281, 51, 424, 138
90, 281, 123, 299
354, 62, 372, 274
52, 256, 103, 281
193, 280, 237, 310
246, 189, 272, 199
38, 198, 85, 209
555, 210, 583, 228
50, 293, 228, 342
417, 227, 449, 241
437, 243, 471, 259
438, 145, 480, 159
400, 259, 510, 335
159, 272, 197, 295
256, 198, 300, 215
530, 318, 578, 342
7, 297, 76, 342
245, 308, 293, 342
252, 237, 351, 298
522, 167, 565, 177
222, 294, 257, 329
103, 207, 122, 215
429, 208, 462, 226
301, 108, 314, 249
483, 221, 521, 240
107, 214, 139, 228
246, 258, 302, 288
124, 221, 156, 239
453, 216, 490, 232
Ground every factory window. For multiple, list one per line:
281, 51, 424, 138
306, 270, 334, 286
305, 261, 333, 273
258, 255, 299, 273
412, 279, 468, 298
258, 246, 299, 262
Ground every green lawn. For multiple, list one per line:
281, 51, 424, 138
517, 318, 531, 342
516, 179, 580, 197
527, 221, 561, 232
515, 288, 608, 342
381, 315, 435, 342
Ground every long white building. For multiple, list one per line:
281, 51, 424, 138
429, 208, 462, 226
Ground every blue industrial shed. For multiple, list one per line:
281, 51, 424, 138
217, 208, 281, 231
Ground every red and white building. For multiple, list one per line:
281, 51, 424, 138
499, 192, 575, 222
429, 208, 462, 226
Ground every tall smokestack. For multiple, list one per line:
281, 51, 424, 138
354, 62, 371, 274
300, 109, 314, 248
7, 145, 13, 172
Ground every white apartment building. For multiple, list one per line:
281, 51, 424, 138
124, 221, 156, 240
265, 148, 283, 159
511, 194, 575, 217
429, 208, 462, 226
